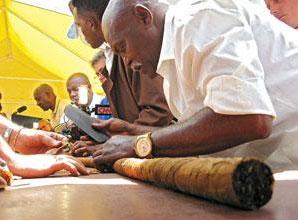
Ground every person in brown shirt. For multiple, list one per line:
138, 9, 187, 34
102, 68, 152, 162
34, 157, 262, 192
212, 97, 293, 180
69, 0, 174, 157
91, 51, 173, 127
70, 0, 173, 126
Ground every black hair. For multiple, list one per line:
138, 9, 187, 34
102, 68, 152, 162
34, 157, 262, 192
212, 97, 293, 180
71, 0, 110, 19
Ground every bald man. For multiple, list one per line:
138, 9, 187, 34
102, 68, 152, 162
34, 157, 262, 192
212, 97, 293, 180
34, 84, 69, 131
90, 0, 298, 172
66, 72, 109, 119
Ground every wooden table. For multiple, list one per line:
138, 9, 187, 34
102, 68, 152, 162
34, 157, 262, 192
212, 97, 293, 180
0, 172, 297, 220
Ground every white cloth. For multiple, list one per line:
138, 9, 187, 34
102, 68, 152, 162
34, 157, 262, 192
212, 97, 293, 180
100, 43, 114, 75
157, 0, 298, 171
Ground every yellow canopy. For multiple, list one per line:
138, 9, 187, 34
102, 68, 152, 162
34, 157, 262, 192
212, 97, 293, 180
0, 0, 102, 119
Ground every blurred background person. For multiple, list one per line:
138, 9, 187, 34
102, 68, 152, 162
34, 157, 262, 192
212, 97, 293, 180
33, 84, 70, 132
91, 51, 108, 85
37, 119, 53, 132
66, 72, 110, 119
91, 51, 112, 120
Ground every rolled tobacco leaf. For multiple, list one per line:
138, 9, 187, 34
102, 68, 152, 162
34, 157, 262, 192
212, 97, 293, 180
113, 157, 274, 210
77, 157, 96, 168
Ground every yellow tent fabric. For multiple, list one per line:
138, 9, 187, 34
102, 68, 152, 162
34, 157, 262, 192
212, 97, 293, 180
0, 0, 102, 119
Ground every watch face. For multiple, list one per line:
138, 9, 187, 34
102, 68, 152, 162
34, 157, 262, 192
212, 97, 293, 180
136, 138, 151, 158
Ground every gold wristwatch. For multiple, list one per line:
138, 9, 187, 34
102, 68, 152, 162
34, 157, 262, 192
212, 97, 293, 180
134, 132, 153, 158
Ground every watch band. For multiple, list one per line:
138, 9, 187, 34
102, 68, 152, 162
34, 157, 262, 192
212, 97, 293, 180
2, 127, 13, 143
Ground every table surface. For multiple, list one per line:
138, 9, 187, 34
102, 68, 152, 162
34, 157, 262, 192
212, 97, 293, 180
0, 172, 297, 220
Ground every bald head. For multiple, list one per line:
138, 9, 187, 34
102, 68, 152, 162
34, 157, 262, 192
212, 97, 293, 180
102, 0, 158, 42
102, 0, 168, 76
34, 84, 54, 96
34, 84, 56, 111
66, 73, 93, 106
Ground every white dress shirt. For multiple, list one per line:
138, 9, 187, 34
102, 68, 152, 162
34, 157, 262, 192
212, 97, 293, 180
157, 0, 298, 171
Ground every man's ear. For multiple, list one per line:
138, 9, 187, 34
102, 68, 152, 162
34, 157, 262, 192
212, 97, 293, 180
133, 4, 153, 25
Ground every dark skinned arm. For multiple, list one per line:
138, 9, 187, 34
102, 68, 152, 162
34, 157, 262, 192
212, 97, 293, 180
92, 118, 159, 136
92, 107, 273, 167
152, 107, 273, 157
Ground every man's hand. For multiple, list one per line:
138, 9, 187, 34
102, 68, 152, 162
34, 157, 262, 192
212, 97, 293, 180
92, 135, 137, 170
71, 140, 99, 157
8, 154, 88, 178
14, 129, 68, 155
92, 118, 131, 136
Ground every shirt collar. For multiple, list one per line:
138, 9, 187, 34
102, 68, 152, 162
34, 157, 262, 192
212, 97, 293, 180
100, 43, 114, 75
52, 98, 59, 115
156, 5, 176, 75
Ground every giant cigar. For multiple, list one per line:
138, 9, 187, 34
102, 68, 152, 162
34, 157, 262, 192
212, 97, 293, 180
113, 157, 274, 210
77, 157, 96, 168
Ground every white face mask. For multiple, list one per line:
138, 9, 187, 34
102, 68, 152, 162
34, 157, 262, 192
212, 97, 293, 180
78, 85, 89, 106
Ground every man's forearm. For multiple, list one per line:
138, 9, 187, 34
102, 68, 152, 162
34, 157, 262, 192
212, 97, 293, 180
151, 107, 273, 157
127, 123, 160, 135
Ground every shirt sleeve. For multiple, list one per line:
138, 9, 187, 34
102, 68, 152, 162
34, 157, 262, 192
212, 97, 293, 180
181, 5, 276, 116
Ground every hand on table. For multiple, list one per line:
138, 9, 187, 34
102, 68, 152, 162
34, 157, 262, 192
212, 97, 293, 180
71, 140, 99, 157
9, 154, 88, 178
92, 135, 137, 170
15, 129, 68, 154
